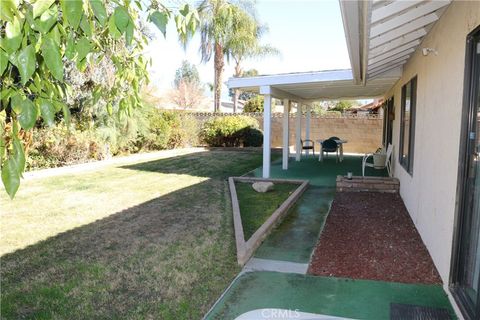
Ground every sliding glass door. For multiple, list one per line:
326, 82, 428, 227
451, 26, 480, 320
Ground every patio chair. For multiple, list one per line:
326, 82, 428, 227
328, 136, 341, 141
321, 139, 339, 162
300, 139, 315, 157
362, 144, 393, 177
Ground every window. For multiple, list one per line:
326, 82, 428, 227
399, 76, 417, 174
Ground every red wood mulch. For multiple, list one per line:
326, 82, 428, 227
308, 192, 442, 284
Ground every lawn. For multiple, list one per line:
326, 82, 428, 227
0, 150, 265, 319
235, 182, 298, 239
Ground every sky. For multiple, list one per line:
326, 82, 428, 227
145, 0, 351, 99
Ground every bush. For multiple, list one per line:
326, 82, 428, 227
25, 106, 201, 171
145, 110, 199, 150
243, 96, 264, 113
240, 127, 263, 147
201, 115, 263, 147
27, 124, 106, 170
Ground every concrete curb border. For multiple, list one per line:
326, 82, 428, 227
228, 176, 309, 266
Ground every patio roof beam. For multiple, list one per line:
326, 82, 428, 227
368, 64, 405, 79
371, 0, 423, 24
368, 50, 413, 70
368, 48, 415, 68
259, 86, 306, 104
370, 1, 450, 38
339, 0, 362, 84
228, 70, 353, 90
369, 60, 406, 74
369, 39, 420, 62
369, 13, 438, 49
369, 29, 426, 56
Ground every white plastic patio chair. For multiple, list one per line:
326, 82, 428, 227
362, 144, 393, 177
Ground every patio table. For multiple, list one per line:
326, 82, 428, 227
317, 139, 348, 162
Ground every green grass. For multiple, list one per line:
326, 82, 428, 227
0, 150, 268, 319
235, 182, 298, 240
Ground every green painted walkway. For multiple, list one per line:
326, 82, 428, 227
251, 155, 386, 263
254, 186, 334, 263
206, 272, 456, 320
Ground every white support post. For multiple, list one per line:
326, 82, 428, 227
305, 104, 311, 156
262, 94, 272, 178
295, 102, 302, 161
282, 99, 290, 170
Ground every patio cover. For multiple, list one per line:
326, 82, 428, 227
227, 0, 452, 178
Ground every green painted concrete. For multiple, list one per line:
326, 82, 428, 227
251, 155, 385, 263
252, 155, 388, 187
206, 156, 458, 320
254, 186, 334, 263
205, 271, 457, 320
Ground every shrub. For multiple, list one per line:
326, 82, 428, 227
240, 127, 263, 147
201, 115, 262, 147
145, 110, 200, 149
24, 104, 201, 171
243, 96, 264, 113
27, 124, 106, 170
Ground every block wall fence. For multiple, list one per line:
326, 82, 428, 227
192, 112, 383, 154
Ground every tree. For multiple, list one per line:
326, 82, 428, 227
330, 100, 354, 112
194, 0, 256, 113
169, 60, 205, 110
0, 0, 198, 198
174, 60, 201, 88
228, 68, 257, 101
168, 80, 206, 110
243, 95, 263, 113
226, 12, 279, 112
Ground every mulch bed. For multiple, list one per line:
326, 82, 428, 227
308, 192, 442, 284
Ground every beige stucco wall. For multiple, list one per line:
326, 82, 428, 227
385, 1, 480, 289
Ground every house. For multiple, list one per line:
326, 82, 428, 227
348, 98, 384, 115
227, 1, 480, 319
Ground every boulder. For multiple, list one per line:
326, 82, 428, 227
252, 181, 274, 193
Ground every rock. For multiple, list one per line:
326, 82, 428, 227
252, 181, 274, 193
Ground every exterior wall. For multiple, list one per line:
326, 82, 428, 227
274, 115, 383, 154
385, 1, 480, 288
193, 112, 383, 154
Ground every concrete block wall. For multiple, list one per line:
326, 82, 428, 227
191, 112, 383, 154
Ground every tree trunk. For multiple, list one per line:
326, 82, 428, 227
233, 61, 242, 113
213, 42, 224, 113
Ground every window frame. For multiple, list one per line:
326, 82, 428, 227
382, 97, 394, 147
399, 76, 417, 175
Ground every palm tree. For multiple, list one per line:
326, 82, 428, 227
225, 11, 279, 112
196, 0, 260, 112
195, 0, 232, 112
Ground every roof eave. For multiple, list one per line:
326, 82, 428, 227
339, 0, 370, 85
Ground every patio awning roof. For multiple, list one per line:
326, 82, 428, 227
340, 0, 451, 84
227, 68, 400, 102
227, 0, 452, 102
